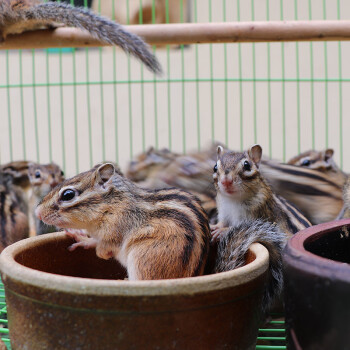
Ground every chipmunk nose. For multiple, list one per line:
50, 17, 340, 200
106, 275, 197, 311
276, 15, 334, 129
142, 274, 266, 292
221, 178, 233, 186
35, 207, 42, 220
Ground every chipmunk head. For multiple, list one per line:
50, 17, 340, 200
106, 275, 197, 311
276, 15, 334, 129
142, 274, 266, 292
36, 162, 126, 230
126, 147, 177, 182
213, 144, 262, 200
287, 149, 335, 172
28, 162, 65, 197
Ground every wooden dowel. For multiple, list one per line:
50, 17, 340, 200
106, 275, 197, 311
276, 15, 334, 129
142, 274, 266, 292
2, 20, 350, 50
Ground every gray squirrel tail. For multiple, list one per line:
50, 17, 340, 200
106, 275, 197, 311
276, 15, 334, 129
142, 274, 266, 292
25, 2, 162, 74
214, 220, 288, 314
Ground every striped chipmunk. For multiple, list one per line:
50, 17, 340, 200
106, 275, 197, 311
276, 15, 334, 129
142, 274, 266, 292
260, 158, 344, 225
1, 160, 65, 236
127, 144, 220, 222
28, 162, 65, 235
0, 171, 29, 252
287, 148, 348, 187
126, 147, 179, 186
211, 145, 311, 242
36, 162, 210, 280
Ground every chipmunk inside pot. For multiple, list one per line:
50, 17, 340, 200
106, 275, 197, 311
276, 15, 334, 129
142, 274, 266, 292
0, 232, 269, 350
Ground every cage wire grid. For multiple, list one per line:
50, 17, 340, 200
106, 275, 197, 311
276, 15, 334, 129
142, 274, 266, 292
1, 0, 350, 176
0, 0, 349, 348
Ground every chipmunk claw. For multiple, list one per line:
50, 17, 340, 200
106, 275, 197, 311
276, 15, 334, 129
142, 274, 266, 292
211, 227, 229, 242
68, 238, 98, 251
66, 229, 97, 251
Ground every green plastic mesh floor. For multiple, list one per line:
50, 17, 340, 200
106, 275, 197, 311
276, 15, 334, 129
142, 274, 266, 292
0, 280, 284, 350
0, 282, 10, 350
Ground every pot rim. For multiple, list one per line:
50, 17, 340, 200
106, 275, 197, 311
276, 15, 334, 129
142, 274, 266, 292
0, 232, 269, 297
285, 218, 350, 282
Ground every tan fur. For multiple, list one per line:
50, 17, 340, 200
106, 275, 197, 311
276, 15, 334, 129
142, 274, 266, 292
0, 160, 32, 190
261, 160, 344, 224
127, 145, 221, 222
287, 149, 348, 186
37, 163, 210, 280
28, 162, 64, 235
126, 147, 179, 184
211, 145, 311, 241
0, 172, 29, 251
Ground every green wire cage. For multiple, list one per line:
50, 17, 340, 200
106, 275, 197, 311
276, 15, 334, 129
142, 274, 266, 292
1, 0, 350, 348
1, 0, 349, 175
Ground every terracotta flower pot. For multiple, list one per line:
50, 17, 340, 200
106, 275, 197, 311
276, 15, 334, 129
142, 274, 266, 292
0, 232, 269, 350
283, 219, 350, 350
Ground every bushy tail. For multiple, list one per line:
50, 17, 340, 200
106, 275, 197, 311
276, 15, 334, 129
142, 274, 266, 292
214, 220, 288, 314
25, 2, 162, 74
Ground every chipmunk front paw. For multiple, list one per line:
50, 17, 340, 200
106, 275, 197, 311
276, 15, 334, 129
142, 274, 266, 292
96, 244, 114, 260
66, 229, 97, 251
210, 226, 229, 242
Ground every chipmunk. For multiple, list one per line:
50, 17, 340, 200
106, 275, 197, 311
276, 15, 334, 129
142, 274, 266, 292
287, 148, 335, 170
0, 171, 29, 251
260, 160, 344, 225
0, 0, 161, 73
211, 145, 311, 241
28, 162, 65, 235
156, 145, 219, 199
0, 160, 31, 190
0, 160, 32, 213
36, 162, 210, 280
214, 219, 288, 313
126, 147, 179, 185
128, 144, 223, 221
287, 148, 348, 188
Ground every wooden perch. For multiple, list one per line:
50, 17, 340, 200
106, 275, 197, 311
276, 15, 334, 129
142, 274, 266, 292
2, 21, 350, 49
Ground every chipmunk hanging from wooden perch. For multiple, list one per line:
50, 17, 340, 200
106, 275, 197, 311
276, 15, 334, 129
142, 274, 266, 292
0, 0, 162, 73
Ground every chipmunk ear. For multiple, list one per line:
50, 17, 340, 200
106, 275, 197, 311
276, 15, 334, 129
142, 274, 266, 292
96, 163, 115, 184
324, 148, 334, 161
248, 144, 262, 165
217, 146, 224, 158
146, 146, 155, 155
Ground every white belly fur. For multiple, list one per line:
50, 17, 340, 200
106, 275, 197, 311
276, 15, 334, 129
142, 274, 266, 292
217, 194, 250, 226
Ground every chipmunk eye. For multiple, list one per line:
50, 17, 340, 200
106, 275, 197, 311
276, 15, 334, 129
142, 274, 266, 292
301, 159, 311, 166
243, 160, 251, 171
213, 164, 218, 173
60, 170, 64, 176
61, 189, 76, 202
35, 171, 41, 179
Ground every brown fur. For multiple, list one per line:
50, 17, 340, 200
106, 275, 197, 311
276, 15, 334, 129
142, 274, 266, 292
287, 148, 348, 187
261, 160, 344, 224
37, 163, 210, 280
0, 160, 32, 189
28, 162, 64, 235
211, 145, 311, 241
0, 172, 29, 251
126, 147, 179, 184
127, 144, 221, 221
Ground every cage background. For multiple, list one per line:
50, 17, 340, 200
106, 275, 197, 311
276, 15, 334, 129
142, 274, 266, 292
1, 0, 350, 175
